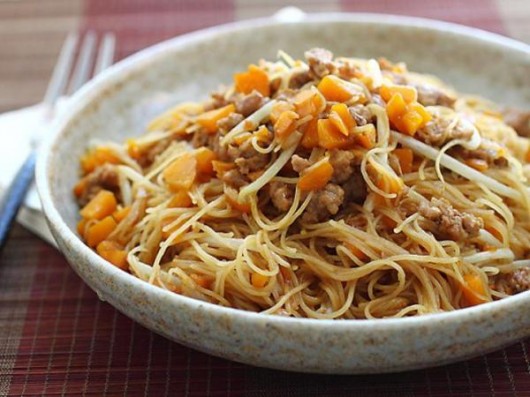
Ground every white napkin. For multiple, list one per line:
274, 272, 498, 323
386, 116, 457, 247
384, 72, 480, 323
0, 102, 70, 247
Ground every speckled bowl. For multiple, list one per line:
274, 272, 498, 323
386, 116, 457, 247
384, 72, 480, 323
37, 13, 530, 374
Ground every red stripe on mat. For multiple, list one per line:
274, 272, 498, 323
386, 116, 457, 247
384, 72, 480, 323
340, 0, 506, 34
82, 0, 236, 60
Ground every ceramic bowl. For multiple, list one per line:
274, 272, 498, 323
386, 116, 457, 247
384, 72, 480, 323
37, 13, 530, 374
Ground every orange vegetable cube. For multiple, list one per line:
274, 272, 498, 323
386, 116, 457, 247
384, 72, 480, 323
375, 173, 404, 195
410, 102, 432, 127
86, 216, 117, 248
461, 274, 488, 306
97, 240, 128, 270
317, 119, 352, 149
225, 188, 251, 213
297, 158, 334, 191
195, 147, 217, 176
112, 206, 131, 223
212, 160, 236, 177
163, 152, 197, 192
270, 101, 294, 124
393, 148, 414, 174
329, 103, 356, 136
355, 126, 376, 149
294, 89, 325, 117
386, 93, 408, 121
317, 75, 361, 102
234, 64, 270, 97
77, 218, 88, 237
196, 104, 236, 134
251, 272, 269, 288
80, 190, 117, 220
73, 178, 87, 198
127, 139, 141, 159
81, 147, 121, 174
399, 109, 424, 135
301, 118, 319, 149
168, 190, 193, 208
274, 110, 299, 140
380, 84, 418, 103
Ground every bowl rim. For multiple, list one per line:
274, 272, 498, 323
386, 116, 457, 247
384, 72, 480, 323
37, 12, 530, 332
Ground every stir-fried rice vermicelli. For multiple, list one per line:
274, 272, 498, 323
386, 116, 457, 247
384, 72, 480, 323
74, 48, 530, 319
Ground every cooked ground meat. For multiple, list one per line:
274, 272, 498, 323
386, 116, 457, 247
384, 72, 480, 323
204, 90, 229, 111
341, 171, 366, 204
493, 268, 530, 295
288, 70, 312, 89
336, 62, 360, 80
503, 108, 530, 137
305, 48, 335, 78
416, 116, 473, 147
291, 155, 311, 173
269, 181, 294, 212
217, 112, 243, 132
329, 150, 358, 183
78, 164, 119, 206
228, 139, 270, 175
301, 184, 344, 223
419, 198, 483, 241
234, 90, 265, 116
348, 105, 373, 126
221, 168, 249, 188
450, 139, 508, 167
414, 83, 456, 107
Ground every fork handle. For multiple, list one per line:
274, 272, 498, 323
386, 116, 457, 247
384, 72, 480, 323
0, 151, 37, 251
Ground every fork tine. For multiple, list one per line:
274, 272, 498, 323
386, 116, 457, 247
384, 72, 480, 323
94, 33, 116, 75
67, 31, 96, 95
43, 32, 78, 110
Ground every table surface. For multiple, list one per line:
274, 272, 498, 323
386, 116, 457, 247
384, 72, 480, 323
1, 1, 529, 396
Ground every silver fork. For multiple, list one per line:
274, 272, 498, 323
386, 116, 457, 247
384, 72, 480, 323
0, 32, 116, 250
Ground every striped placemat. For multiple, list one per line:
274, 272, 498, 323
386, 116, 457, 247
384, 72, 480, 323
1, 0, 529, 395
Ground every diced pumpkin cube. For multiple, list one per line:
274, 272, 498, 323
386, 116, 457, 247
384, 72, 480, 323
393, 148, 414, 174
301, 118, 319, 149
274, 110, 299, 140
270, 101, 294, 124
112, 206, 131, 223
168, 190, 193, 208
195, 147, 217, 176
212, 160, 236, 177
294, 89, 325, 117
380, 84, 418, 103
234, 64, 270, 97
297, 158, 334, 191
163, 152, 197, 192
317, 75, 361, 102
461, 274, 488, 306
96, 240, 128, 270
317, 119, 352, 149
329, 103, 356, 136
196, 104, 236, 134
251, 272, 269, 288
80, 190, 117, 220
86, 216, 117, 248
